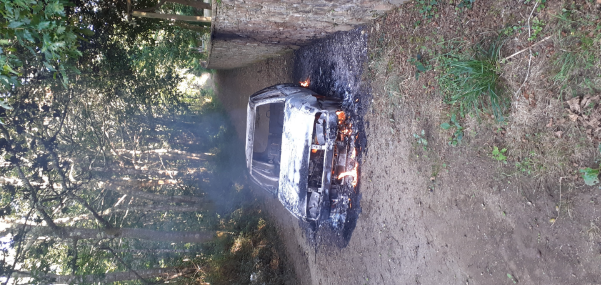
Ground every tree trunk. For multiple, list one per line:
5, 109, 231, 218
98, 180, 207, 205
115, 248, 192, 253
102, 204, 205, 215
132, 11, 211, 23
92, 165, 204, 180
11, 267, 182, 283
3, 224, 215, 243
114, 148, 208, 161
55, 204, 206, 224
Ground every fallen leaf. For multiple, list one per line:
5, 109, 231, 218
586, 119, 599, 128
546, 118, 553, 128
555, 131, 563, 138
568, 113, 579, 121
581, 96, 592, 109
566, 96, 581, 113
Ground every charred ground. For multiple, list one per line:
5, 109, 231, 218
293, 27, 371, 248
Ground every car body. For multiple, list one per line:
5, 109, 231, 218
245, 84, 349, 222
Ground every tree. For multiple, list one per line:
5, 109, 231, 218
1, 222, 215, 243
10, 267, 188, 283
0, 0, 255, 283
0, 0, 91, 94
139, 0, 211, 11
132, 11, 211, 23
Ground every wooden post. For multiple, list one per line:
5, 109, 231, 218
132, 11, 211, 23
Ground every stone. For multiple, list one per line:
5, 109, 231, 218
206, 0, 402, 69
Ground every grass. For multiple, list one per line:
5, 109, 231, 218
551, 7, 601, 98
438, 40, 508, 121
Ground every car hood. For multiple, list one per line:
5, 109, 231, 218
278, 96, 318, 218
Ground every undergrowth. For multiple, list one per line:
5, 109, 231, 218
551, 7, 601, 98
198, 207, 294, 285
438, 40, 508, 121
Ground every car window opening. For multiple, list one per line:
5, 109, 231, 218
252, 102, 284, 177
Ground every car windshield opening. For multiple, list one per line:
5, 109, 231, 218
253, 102, 284, 167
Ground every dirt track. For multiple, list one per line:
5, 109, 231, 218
214, 1, 601, 283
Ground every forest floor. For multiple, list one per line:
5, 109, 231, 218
214, 0, 601, 284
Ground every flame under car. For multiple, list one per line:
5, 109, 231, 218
246, 84, 352, 222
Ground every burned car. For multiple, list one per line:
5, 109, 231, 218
246, 84, 354, 222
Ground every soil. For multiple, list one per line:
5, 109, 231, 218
214, 0, 601, 284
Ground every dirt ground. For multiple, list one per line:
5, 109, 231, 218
215, 0, 601, 284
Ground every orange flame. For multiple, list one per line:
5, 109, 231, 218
336, 111, 346, 123
311, 149, 317, 153
338, 161, 358, 187
300, 79, 310, 87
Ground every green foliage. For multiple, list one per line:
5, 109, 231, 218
580, 167, 600, 186
201, 208, 294, 285
409, 54, 430, 80
507, 273, 517, 283
438, 40, 507, 121
525, 0, 547, 12
0, 1, 218, 283
579, 143, 601, 186
456, 0, 475, 9
0, 0, 89, 91
413, 130, 428, 150
501, 25, 523, 37
440, 114, 464, 146
528, 17, 544, 41
416, 0, 438, 21
491, 146, 507, 163
515, 157, 535, 175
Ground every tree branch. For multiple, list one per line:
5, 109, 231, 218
0, 125, 62, 234
70, 239, 79, 274
99, 246, 156, 285
132, 11, 211, 23
49, 151, 113, 229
